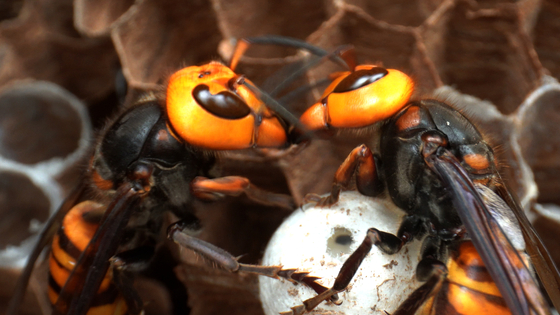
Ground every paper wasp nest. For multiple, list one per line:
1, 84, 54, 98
1, 0, 560, 314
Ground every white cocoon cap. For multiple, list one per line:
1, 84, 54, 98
259, 191, 423, 314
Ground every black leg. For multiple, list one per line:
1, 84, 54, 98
279, 218, 431, 315
110, 245, 156, 315
280, 228, 379, 315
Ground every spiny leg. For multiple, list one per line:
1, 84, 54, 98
281, 220, 429, 315
281, 228, 380, 315
167, 220, 326, 294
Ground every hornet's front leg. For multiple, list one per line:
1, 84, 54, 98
305, 144, 383, 207
192, 176, 295, 210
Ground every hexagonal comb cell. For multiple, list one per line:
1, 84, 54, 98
0, 83, 83, 165
0, 171, 49, 250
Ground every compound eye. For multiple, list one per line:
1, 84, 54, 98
333, 67, 389, 93
193, 84, 251, 119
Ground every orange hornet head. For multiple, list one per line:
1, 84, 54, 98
300, 66, 414, 130
166, 62, 287, 150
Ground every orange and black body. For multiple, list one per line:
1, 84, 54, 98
432, 241, 513, 315
8, 59, 301, 315
443, 242, 507, 315
396, 241, 514, 315
243, 37, 560, 315
377, 101, 557, 315
48, 201, 128, 315
296, 98, 560, 315
45, 96, 212, 315
44, 98, 210, 315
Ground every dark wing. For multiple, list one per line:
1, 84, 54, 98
426, 149, 551, 315
476, 184, 552, 314
494, 173, 560, 312
53, 184, 142, 315
6, 180, 87, 315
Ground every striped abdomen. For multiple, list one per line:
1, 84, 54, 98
422, 241, 511, 315
48, 201, 127, 315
